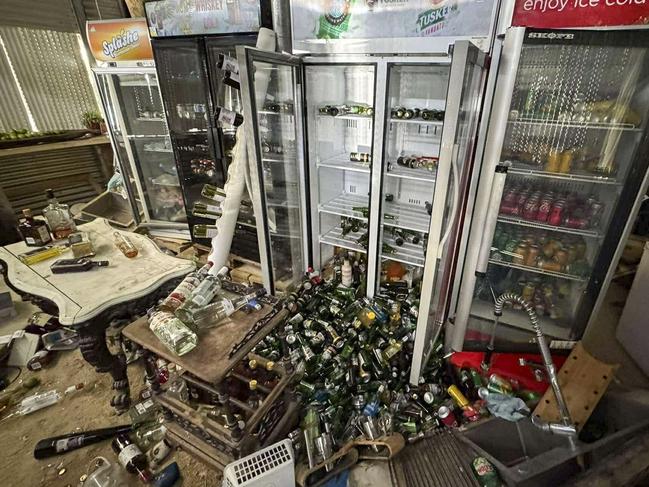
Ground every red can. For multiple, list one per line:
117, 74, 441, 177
522, 195, 541, 221
548, 199, 565, 226
514, 189, 530, 216
536, 194, 554, 222
438, 405, 458, 428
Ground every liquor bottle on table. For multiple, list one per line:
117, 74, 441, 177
148, 309, 197, 356
175, 266, 230, 324
192, 289, 266, 329
113, 232, 138, 258
42, 189, 76, 239
18, 209, 52, 247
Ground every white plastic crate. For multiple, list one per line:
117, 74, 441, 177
222, 439, 294, 487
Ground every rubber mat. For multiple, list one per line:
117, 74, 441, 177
389, 430, 481, 487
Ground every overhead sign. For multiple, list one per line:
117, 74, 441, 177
86, 19, 153, 63
512, 0, 649, 28
145, 0, 262, 37
291, 0, 496, 48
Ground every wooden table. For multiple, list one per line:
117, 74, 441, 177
0, 218, 194, 411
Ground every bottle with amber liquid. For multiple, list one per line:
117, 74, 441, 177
18, 209, 52, 247
42, 189, 76, 239
113, 232, 139, 258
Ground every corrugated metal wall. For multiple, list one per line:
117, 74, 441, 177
0, 42, 30, 132
0, 26, 98, 131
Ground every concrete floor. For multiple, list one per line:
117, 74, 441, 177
0, 271, 646, 486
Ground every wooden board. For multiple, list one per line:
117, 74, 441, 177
0, 218, 194, 325
533, 342, 619, 431
123, 307, 287, 385
0, 135, 109, 157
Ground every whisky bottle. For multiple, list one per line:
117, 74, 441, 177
192, 202, 222, 219
216, 53, 239, 74
350, 152, 372, 163
193, 224, 219, 239
18, 209, 52, 247
111, 434, 151, 482
352, 206, 369, 218
319, 105, 340, 117
223, 70, 240, 90
216, 106, 243, 127
201, 184, 226, 202
42, 189, 76, 239
113, 232, 138, 258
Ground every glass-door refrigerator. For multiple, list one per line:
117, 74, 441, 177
237, 44, 488, 382
450, 28, 649, 353
95, 67, 188, 233
145, 0, 272, 261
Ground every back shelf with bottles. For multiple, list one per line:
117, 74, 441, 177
377, 64, 449, 296
305, 64, 376, 268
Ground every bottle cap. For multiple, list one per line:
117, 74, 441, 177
265, 361, 275, 371
248, 359, 258, 370
249, 380, 258, 391
367, 311, 376, 320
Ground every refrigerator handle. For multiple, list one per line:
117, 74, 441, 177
438, 143, 460, 257
475, 164, 509, 273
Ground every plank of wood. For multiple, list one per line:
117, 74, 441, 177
0, 135, 110, 157
123, 307, 288, 385
533, 342, 619, 431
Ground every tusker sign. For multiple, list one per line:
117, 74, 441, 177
293, 0, 496, 43
512, 0, 649, 27
86, 19, 153, 63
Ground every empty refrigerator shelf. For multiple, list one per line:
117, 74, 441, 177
136, 117, 165, 122
319, 226, 367, 254
389, 118, 444, 126
317, 154, 371, 173
319, 193, 369, 221
471, 300, 571, 340
488, 259, 588, 282
258, 110, 294, 116
507, 165, 621, 185
382, 235, 425, 268
383, 201, 431, 233
496, 215, 602, 238
386, 164, 437, 182
508, 118, 641, 131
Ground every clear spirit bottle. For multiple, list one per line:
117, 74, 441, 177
148, 310, 197, 356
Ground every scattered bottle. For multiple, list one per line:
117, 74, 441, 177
113, 232, 138, 258
201, 184, 226, 202
148, 310, 197, 356
18, 209, 52, 247
111, 434, 151, 483
192, 289, 266, 329
42, 189, 76, 239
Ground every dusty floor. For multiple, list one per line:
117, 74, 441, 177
0, 350, 221, 487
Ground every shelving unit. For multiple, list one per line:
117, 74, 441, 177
488, 258, 588, 282
317, 154, 371, 173
508, 118, 641, 132
382, 234, 425, 267
496, 215, 602, 238
385, 164, 436, 182
317, 113, 373, 121
319, 193, 369, 220
508, 165, 621, 185
383, 200, 430, 233
319, 226, 368, 254
388, 118, 444, 126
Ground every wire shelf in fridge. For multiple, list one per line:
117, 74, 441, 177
382, 201, 431, 234
317, 154, 371, 174
385, 164, 437, 183
508, 118, 641, 132
507, 165, 620, 185
381, 236, 425, 268
496, 215, 602, 239
317, 113, 374, 122
319, 193, 369, 221
488, 259, 588, 282
389, 118, 444, 127
319, 226, 367, 254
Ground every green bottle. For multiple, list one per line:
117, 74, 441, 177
471, 456, 503, 487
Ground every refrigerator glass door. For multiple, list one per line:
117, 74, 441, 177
153, 39, 224, 242
408, 43, 487, 383
95, 72, 142, 223
104, 72, 186, 225
465, 30, 649, 348
239, 48, 308, 294
304, 63, 377, 285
